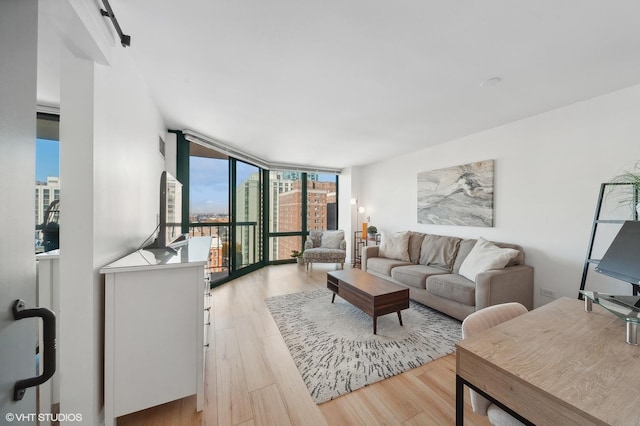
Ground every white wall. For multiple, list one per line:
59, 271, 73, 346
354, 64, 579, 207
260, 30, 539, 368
55, 3, 165, 424
93, 49, 166, 264
353, 85, 640, 307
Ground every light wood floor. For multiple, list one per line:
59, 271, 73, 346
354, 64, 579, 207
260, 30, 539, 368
118, 263, 490, 426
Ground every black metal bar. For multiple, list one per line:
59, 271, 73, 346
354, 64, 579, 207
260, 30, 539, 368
457, 374, 534, 426
100, 0, 131, 47
12, 299, 56, 401
456, 374, 464, 426
581, 182, 640, 298
579, 183, 607, 299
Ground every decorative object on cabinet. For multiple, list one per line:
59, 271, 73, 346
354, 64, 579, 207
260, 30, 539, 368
417, 160, 494, 227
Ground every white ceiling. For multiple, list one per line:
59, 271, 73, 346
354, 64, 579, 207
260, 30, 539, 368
39, 1, 640, 169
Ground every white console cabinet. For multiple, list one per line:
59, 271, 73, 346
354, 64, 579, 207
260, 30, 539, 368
101, 237, 211, 426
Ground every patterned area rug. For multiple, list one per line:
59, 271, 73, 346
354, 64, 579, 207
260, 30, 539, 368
265, 288, 461, 404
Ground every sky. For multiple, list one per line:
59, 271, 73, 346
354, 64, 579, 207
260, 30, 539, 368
189, 157, 336, 215
190, 157, 263, 214
190, 156, 231, 214
36, 139, 60, 181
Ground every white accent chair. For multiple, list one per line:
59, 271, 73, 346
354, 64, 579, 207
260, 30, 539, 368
461, 302, 528, 426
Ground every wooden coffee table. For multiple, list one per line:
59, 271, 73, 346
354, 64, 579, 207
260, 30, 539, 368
327, 269, 410, 334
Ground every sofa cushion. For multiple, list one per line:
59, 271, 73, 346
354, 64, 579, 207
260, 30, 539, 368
367, 257, 413, 276
391, 265, 449, 289
321, 230, 344, 249
459, 237, 519, 282
418, 235, 461, 271
378, 231, 410, 262
426, 274, 476, 306
304, 247, 346, 261
407, 232, 425, 264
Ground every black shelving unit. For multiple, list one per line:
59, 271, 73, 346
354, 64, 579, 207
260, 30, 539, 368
352, 231, 380, 268
579, 182, 639, 298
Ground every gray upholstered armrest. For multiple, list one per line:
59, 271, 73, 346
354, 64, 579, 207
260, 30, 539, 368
361, 245, 380, 272
474, 264, 534, 311
339, 240, 346, 250
304, 239, 313, 250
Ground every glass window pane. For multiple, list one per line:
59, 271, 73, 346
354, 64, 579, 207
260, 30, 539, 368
269, 235, 304, 261
189, 156, 229, 222
268, 170, 303, 233
189, 155, 230, 281
236, 161, 262, 267
209, 224, 231, 282
35, 136, 60, 253
307, 173, 337, 231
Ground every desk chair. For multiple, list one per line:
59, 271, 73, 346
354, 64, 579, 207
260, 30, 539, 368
461, 302, 528, 426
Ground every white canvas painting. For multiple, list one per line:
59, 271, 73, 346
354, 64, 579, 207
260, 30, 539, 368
417, 160, 494, 227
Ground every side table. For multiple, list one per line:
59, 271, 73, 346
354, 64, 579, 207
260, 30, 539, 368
352, 231, 380, 268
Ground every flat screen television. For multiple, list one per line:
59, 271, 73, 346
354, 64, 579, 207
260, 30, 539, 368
147, 171, 183, 249
595, 220, 640, 285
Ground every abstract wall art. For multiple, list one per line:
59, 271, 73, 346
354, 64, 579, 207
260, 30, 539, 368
417, 160, 494, 227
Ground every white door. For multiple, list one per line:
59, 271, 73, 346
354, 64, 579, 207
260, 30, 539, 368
0, 0, 40, 423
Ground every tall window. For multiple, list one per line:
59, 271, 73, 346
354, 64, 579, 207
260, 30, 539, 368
267, 171, 338, 262
187, 142, 264, 284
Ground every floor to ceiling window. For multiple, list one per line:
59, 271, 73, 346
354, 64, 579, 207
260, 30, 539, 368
267, 171, 339, 262
267, 171, 304, 262
188, 147, 231, 282
179, 131, 339, 279
186, 140, 264, 284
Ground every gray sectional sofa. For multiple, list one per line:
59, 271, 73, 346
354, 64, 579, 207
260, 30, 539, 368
361, 231, 534, 321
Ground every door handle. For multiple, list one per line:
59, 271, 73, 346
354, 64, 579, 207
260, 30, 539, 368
12, 299, 56, 401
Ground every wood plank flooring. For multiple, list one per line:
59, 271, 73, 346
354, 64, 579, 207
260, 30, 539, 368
117, 263, 490, 426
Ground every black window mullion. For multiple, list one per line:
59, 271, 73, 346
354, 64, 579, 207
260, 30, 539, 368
229, 159, 237, 271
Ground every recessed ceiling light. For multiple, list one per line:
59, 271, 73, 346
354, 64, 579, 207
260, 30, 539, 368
480, 77, 502, 88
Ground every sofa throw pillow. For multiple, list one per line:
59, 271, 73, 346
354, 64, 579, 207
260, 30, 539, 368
379, 231, 410, 262
321, 230, 344, 249
419, 235, 461, 271
459, 237, 519, 282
